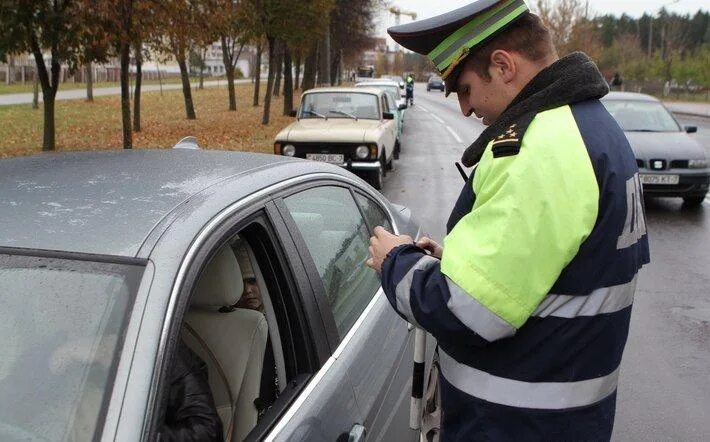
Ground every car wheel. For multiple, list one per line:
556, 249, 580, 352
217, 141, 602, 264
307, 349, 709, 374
394, 140, 401, 160
386, 154, 394, 171
683, 195, 705, 207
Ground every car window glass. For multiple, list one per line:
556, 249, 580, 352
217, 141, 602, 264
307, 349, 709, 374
602, 100, 681, 132
300, 92, 379, 120
355, 193, 393, 234
0, 254, 143, 441
284, 187, 380, 337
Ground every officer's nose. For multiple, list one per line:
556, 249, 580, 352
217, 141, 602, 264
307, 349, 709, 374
458, 95, 474, 117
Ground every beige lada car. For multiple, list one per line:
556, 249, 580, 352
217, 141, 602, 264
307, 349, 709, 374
274, 87, 397, 190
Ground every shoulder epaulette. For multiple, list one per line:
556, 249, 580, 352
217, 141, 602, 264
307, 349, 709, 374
491, 112, 536, 158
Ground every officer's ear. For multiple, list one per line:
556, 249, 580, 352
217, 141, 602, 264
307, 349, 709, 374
489, 50, 516, 84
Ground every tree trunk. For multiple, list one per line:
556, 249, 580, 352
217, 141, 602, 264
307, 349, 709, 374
133, 40, 142, 132
317, 25, 331, 86
32, 73, 39, 109
330, 49, 340, 86
42, 92, 56, 151
177, 54, 196, 119
294, 52, 301, 91
30, 39, 60, 150
302, 44, 317, 91
253, 41, 262, 107
273, 41, 282, 97
86, 62, 94, 102
120, 40, 133, 148
198, 47, 205, 90
283, 45, 293, 116
221, 36, 237, 111
262, 36, 276, 125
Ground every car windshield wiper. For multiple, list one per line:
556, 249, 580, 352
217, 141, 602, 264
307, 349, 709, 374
627, 129, 663, 132
329, 110, 358, 120
302, 110, 326, 119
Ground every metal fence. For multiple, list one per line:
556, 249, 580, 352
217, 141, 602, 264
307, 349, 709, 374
0, 65, 181, 84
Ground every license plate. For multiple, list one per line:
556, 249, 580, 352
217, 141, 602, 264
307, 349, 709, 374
640, 174, 679, 185
306, 153, 344, 164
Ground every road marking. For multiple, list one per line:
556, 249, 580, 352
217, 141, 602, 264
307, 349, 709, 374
419, 105, 431, 113
446, 125, 463, 143
431, 114, 445, 124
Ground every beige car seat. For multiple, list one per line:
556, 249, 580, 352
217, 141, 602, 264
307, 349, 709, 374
183, 244, 268, 441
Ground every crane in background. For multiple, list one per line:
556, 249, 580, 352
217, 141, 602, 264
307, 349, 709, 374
389, 6, 417, 28
388, 6, 417, 54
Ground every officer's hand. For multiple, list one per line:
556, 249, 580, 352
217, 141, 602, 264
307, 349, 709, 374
367, 226, 413, 273
416, 237, 443, 259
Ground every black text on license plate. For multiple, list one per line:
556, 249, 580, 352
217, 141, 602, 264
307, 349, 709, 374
640, 174, 679, 185
306, 154, 343, 164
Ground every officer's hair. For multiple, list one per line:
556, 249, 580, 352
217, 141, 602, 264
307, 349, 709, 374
463, 13, 557, 81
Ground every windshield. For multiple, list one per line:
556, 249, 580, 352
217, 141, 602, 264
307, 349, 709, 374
0, 253, 143, 442
300, 92, 380, 120
603, 100, 681, 132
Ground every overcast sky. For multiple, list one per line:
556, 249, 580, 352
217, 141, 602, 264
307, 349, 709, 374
376, 1, 707, 50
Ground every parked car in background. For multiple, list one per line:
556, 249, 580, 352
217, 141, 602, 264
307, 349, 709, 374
276, 87, 398, 190
0, 148, 434, 442
602, 92, 709, 206
427, 75, 445, 92
380, 74, 406, 91
355, 80, 407, 155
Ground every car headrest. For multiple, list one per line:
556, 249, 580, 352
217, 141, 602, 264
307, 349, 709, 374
192, 245, 244, 309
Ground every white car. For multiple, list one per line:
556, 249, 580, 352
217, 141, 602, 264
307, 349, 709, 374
275, 87, 398, 190
355, 80, 408, 142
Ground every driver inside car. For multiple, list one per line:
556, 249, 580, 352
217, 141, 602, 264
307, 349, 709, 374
158, 339, 223, 442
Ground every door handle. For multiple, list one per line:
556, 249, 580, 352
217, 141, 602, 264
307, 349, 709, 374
348, 423, 366, 442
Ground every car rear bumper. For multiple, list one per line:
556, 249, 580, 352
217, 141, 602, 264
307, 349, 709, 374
642, 172, 710, 197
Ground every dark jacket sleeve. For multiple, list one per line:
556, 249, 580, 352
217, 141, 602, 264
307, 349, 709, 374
381, 244, 489, 346
158, 341, 224, 442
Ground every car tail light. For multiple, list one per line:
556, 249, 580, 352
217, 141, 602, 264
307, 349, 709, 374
274, 142, 282, 155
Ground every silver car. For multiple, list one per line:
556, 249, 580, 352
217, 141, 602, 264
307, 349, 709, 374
0, 149, 433, 441
602, 92, 709, 206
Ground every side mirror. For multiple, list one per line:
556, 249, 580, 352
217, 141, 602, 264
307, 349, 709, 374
383, 112, 395, 120
289, 109, 298, 118
685, 125, 697, 133
398, 103, 407, 110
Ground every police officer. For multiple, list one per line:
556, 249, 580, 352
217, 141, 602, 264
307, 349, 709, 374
366, 1, 650, 440
406, 73, 415, 106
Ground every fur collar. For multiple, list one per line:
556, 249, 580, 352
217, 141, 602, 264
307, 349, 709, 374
461, 52, 609, 167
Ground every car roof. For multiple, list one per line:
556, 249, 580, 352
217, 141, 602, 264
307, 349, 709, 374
303, 87, 383, 96
602, 91, 660, 102
355, 81, 399, 88
0, 150, 301, 257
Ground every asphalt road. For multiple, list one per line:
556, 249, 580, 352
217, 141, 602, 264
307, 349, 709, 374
383, 83, 710, 441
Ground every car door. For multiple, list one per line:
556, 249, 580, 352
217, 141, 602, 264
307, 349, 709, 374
274, 182, 418, 441
380, 95, 397, 162
133, 183, 360, 442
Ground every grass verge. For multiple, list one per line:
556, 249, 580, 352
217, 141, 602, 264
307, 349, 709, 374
0, 82, 299, 158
